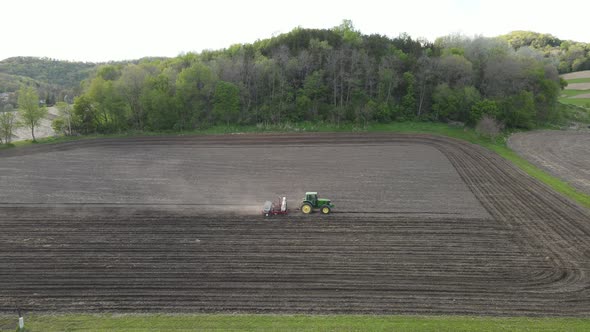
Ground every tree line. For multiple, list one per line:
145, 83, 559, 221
500, 31, 590, 73
0, 85, 52, 144
4, 22, 569, 141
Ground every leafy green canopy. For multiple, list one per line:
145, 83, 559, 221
500, 30, 590, 73
17, 86, 48, 141
64, 22, 566, 133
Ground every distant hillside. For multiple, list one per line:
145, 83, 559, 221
0, 56, 168, 106
500, 31, 590, 73
0, 72, 49, 93
0, 57, 97, 105
0, 56, 96, 90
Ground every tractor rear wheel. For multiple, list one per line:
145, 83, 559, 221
301, 203, 312, 214
321, 206, 331, 214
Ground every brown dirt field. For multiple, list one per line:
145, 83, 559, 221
509, 130, 590, 195
561, 70, 590, 80
571, 93, 590, 99
0, 138, 488, 219
565, 83, 590, 90
0, 133, 589, 316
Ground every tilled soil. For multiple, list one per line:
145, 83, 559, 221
0, 138, 487, 218
0, 133, 589, 316
564, 83, 590, 90
509, 130, 590, 195
561, 70, 590, 80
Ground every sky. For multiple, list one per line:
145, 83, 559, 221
2, 0, 589, 62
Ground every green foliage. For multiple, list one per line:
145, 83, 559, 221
72, 95, 98, 134
142, 74, 180, 131
17, 86, 48, 141
501, 30, 561, 49
62, 25, 567, 134
0, 107, 19, 144
51, 117, 66, 135
118, 64, 149, 129
86, 76, 128, 132
500, 91, 536, 129
175, 62, 217, 129
470, 99, 499, 124
500, 31, 590, 74
0, 72, 48, 94
334, 19, 362, 45
212, 81, 240, 124
301, 70, 328, 120
96, 65, 122, 81
4, 313, 589, 332
558, 74, 590, 117
0, 56, 95, 89
432, 84, 459, 120
52, 101, 74, 135
401, 72, 416, 117
557, 102, 590, 123
534, 77, 561, 122
432, 84, 481, 123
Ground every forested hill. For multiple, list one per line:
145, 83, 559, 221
61, 22, 567, 134
0, 57, 96, 89
0, 57, 100, 105
0, 56, 167, 104
500, 31, 590, 73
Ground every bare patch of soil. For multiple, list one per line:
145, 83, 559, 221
561, 70, 590, 80
565, 83, 590, 90
571, 93, 590, 99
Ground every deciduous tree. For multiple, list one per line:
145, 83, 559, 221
17, 86, 47, 142
0, 105, 19, 144
55, 101, 73, 135
212, 81, 240, 125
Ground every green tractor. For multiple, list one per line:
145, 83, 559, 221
300, 192, 334, 214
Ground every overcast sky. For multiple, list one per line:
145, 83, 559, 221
2, 0, 588, 62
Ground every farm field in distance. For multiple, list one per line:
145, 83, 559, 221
0, 133, 589, 321
560, 70, 590, 108
509, 130, 590, 196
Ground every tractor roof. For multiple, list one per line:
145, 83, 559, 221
305, 192, 318, 195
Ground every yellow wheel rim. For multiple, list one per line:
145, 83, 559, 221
321, 207, 330, 214
302, 205, 311, 214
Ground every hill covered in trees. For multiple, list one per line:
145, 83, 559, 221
500, 31, 590, 73
63, 21, 564, 134
0, 57, 97, 89
0, 57, 98, 105
0, 56, 167, 106
8, 23, 586, 135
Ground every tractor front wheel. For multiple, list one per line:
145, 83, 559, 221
321, 206, 331, 214
301, 204, 312, 214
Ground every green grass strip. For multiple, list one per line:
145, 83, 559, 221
559, 98, 590, 108
565, 77, 590, 84
560, 89, 590, 97
1, 314, 589, 332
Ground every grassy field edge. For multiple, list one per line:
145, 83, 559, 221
1, 313, 590, 331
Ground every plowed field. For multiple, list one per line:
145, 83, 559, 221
0, 133, 589, 316
509, 130, 590, 195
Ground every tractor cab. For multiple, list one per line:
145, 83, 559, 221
305, 192, 318, 206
